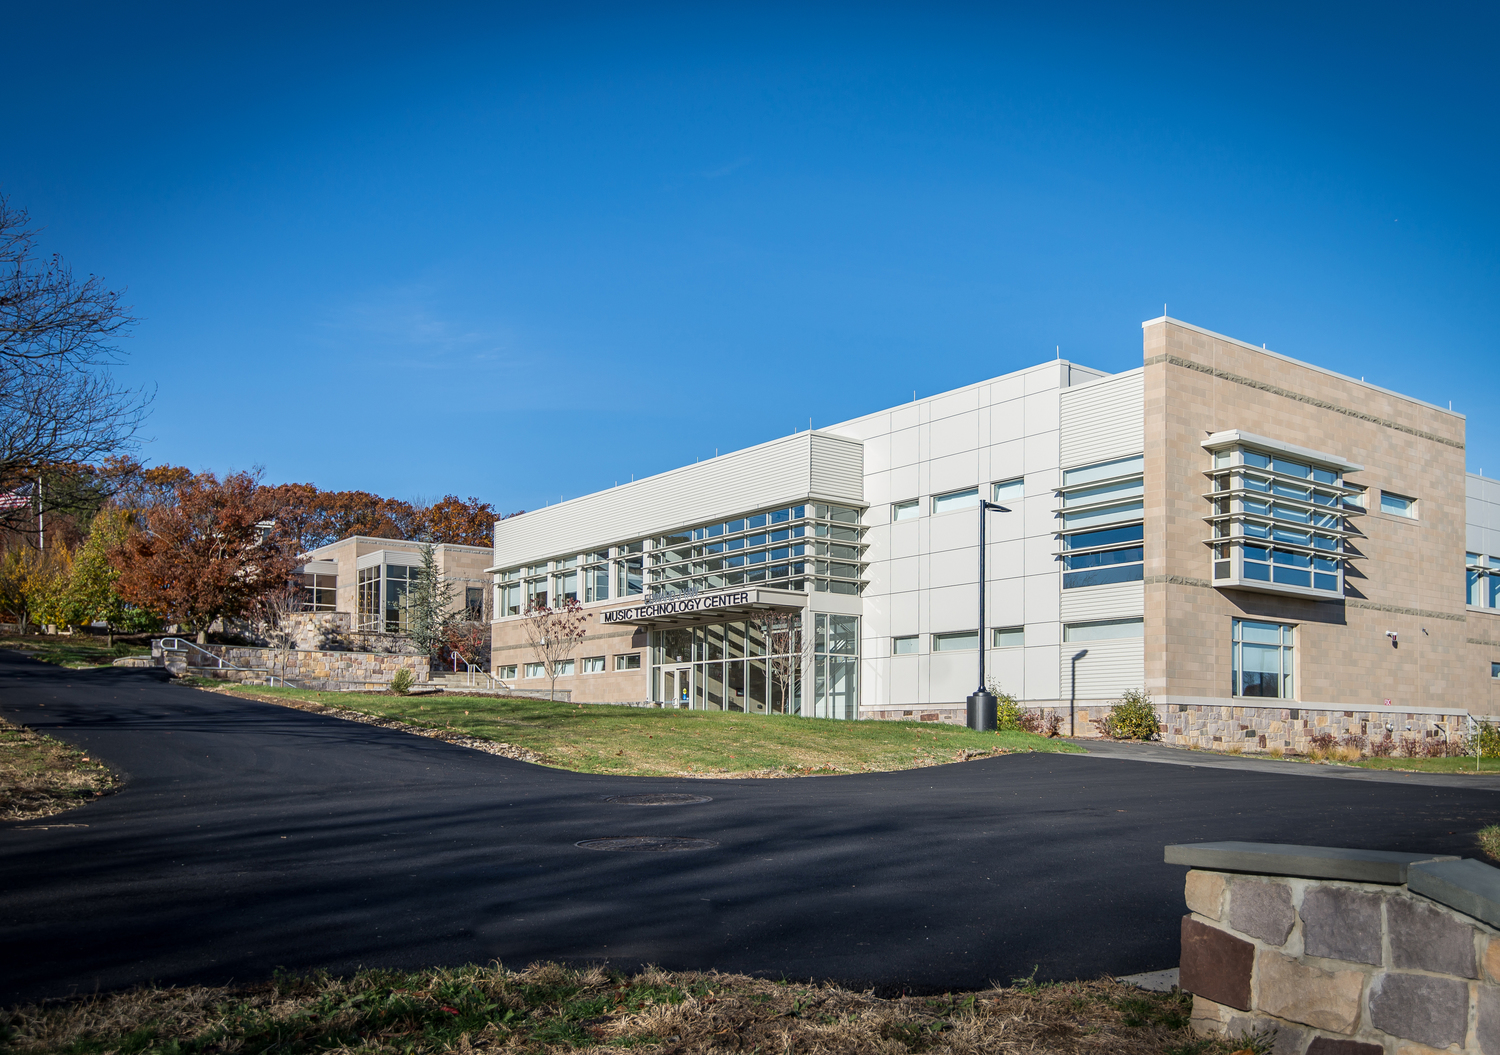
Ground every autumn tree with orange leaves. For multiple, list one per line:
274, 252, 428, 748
112, 470, 300, 643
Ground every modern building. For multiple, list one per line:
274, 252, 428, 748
299, 536, 493, 630
489, 317, 1499, 741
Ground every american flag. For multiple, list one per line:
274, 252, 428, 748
0, 485, 33, 511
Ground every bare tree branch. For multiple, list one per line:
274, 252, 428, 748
0, 192, 149, 501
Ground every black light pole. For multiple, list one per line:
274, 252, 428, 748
967, 499, 1010, 730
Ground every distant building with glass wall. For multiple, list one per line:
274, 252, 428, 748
488, 316, 1500, 728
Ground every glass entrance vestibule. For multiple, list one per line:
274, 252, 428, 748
648, 614, 859, 719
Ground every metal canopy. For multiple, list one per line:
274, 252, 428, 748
597, 587, 807, 630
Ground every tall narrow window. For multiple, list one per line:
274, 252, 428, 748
1232, 619, 1294, 699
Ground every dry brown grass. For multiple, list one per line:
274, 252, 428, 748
0, 717, 117, 821
2, 962, 1259, 1054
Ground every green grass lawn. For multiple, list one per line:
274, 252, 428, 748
1350, 755, 1500, 774
200, 684, 1080, 778
0, 633, 150, 669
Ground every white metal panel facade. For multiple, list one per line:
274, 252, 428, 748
823, 359, 1088, 710
1059, 369, 1144, 469
1059, 637, 1145, 699
493, 432, 864, 569
1060, 581, 1144, 622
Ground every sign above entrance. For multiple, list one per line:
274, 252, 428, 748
600, 586, 805, 628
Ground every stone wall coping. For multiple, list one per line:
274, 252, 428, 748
1165, 841, 1458, 884
1409, 857, 1500, 929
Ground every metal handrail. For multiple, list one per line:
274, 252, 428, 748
156, 637, 299, 688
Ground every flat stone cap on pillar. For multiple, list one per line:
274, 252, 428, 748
1409, 858, 1500, 928
1164, 841, 1458, 884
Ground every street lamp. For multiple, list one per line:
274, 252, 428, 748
966, 498, 1011, 730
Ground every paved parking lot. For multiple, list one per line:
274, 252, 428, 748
4, 651, 1497, 1004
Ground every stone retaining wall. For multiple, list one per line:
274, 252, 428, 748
867, 700, 1470, 751
160, 642, 429, 691
1171, 841, 1500, 1054
1159, 703, 1468, 754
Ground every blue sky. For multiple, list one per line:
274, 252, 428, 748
4, 2, 1497, 509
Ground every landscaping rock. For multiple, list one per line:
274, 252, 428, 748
1305, 1039, 1384, 1055
1487, 936, 1500, 984
1180, 916, 1253, 1011
1229, 878, 1295, 945
1388, 895, 1477, 977
1185, 869, 1225, 920
1479, 983, 1500, 1055
1368, 973, 1468, 1050
1254, 949, 1363, 1033
1301, 886, 1383, 965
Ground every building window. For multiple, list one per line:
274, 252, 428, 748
465, 586, 484, 621
1232, 619, 1294, 699
892, 499, 919, 522
582, 656, 606, 673
585, 558, 610, 602
1201, 440, 1358, 597
1057, 455, 1144, 590
498, 581, 522, 616
383, 564, 418, 632
616, 542, 645, 597
932, 487, 979, 515
554, 659, 575, 676
1380, 491, 1417, 518
892, 635, 918, 655
644, 504, 861, 599
993, 478, 1023, 503
992, 626, 1024, 647
615, 653, 641, 671
524, 662, 545, 678
813, 613, 859, 720
932, 630, 978, 652
357, 566, 380, 629
1493, 662, 1500, 679
1061, 523, 1144, 589
302, 573, 337, 612
1064, 618, 1144, 642
496, 664, 517, 680
555, 568, 579, 605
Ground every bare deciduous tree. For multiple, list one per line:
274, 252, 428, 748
521, 600, 589, 702
753, 611, 811, 716
251, 578, 305, 686
0, 194, 149, 532
0, 193, 150, 537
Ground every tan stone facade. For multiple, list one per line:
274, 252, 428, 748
300, 536, 493, 630
490, 618, 649, 702
1141, 319, 1491, 718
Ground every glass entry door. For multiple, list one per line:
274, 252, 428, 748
661, 666, 693, 708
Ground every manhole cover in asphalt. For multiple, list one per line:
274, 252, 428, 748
576, 836, 718, 852
603, 793, 713, 806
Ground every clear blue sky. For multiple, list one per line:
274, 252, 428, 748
4, 2, 1497, 510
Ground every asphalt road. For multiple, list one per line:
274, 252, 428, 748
4, 651, 1498, 1005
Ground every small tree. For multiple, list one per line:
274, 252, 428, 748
522, 599, 588, 701
61, 507, 155, 644
405, 543, 457, 661
754, 611, 811, 716
251, 578, 303, 686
